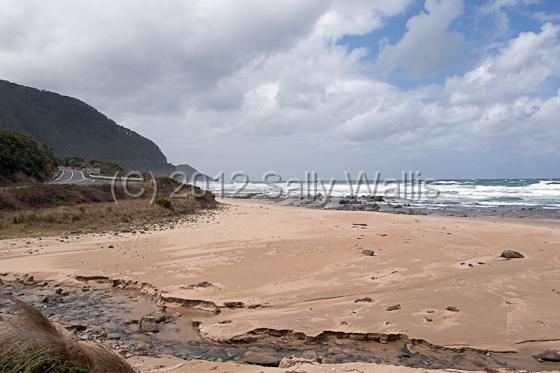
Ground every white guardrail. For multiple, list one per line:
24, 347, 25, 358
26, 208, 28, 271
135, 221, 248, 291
87, 173, 144, 182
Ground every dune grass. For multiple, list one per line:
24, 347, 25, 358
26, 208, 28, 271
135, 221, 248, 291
0, 297, 134, 373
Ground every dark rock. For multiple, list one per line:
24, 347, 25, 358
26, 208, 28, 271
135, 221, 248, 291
354, 297, 373, 303
139, 316, 159, 333
66, 324, 87, 332
339, 198, 360, 205
386, 304, 401, 311
500, 250, 525, 259
223, 301, 245, 308
42, 294, 62, 303
533, 349, 560, 362
242, 351, 281, 367
362, 250, 375, 256
152, 311, 167, 323
218, 319, 232, 324
446, 306, 460, 312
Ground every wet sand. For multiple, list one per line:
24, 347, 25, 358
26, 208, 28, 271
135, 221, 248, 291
1, 199, 560, 371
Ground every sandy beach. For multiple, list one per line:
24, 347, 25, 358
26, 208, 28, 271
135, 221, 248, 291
1, 199, 560, 371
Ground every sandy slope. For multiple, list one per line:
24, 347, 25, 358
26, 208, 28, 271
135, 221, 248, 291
1, 199, 560, 364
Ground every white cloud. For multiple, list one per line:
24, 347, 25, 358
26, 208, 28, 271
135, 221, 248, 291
445, 23, 560, 105
532, 11, 560, 23
376, 0, 467, 77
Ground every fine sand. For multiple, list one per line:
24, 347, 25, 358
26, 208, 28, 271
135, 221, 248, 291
1, 199, 560, 370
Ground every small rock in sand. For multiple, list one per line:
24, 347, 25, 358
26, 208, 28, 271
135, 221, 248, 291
533, 349, 560, 362
401, 343, 417, 357
301, 350, 320, 362
446, 306, 460, 312
361, 249, 375, 256
354, 297, 373, 303
386, 304, 401, 311
242, 351, 281, 367
223, 301, 245, 308
500, 250, 525, 259
42, 294, 62, 303
138, 316, 159, 333
279, 356, 315, 368
152, 311, 167, 323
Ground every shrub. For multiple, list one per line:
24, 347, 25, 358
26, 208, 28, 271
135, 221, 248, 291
155, 197, 172, 209
0, 125, 57, 185
12, 214, 23, 224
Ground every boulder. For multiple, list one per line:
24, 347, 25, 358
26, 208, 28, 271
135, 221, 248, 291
500, 250, 525, 259
242, 351, 281, 367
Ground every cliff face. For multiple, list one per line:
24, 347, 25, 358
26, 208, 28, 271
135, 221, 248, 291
0, 79, 171, 173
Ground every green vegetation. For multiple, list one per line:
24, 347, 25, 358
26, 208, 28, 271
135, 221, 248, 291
0, 125, 57, 185
155, 197, 173, 209
58, 157, 124, 176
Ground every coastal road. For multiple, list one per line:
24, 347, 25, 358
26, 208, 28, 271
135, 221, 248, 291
51, 169, 94, 185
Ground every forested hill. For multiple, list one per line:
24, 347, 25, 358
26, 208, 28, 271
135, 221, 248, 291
0, 79, 173, 173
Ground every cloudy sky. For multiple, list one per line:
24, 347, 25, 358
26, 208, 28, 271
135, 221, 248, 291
1, 0, 559, 179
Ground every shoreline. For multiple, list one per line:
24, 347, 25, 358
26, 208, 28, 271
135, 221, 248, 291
229, 194, 560, 220
1, 199, 560, 371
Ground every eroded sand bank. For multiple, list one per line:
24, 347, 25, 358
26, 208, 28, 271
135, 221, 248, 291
1, 199, 560, 370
